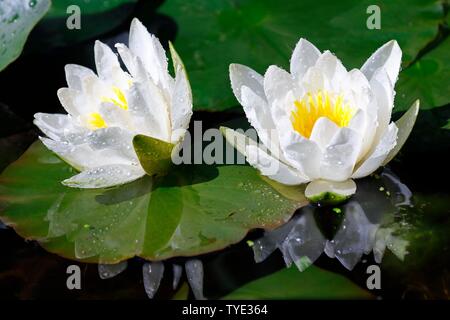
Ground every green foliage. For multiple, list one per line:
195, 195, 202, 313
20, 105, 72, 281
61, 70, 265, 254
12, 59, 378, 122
28, 0, 138, 49
0, 141, 307, 263
159, 0, 445, 111
222, 265, 372, 299
0, 0, 50, 71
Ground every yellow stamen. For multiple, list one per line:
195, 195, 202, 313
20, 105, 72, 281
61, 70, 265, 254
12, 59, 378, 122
291, 91, 356, 139
87, 112, 107, 129
101, 86, 128, 110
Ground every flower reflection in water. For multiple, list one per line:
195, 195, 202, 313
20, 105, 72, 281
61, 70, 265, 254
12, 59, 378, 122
97, 259, 206, 300
42, 168, 413, 298
253, 168, 412, 271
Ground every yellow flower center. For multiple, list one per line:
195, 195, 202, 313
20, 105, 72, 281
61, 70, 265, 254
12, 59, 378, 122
87, 112, 107, 129
101, 86, 129, 111
291, 91, 356, 139
86, 86, 129, 130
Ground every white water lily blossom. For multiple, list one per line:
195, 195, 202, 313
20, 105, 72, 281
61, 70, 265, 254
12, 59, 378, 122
34, 18, 192, 189
225, 39, 419, 201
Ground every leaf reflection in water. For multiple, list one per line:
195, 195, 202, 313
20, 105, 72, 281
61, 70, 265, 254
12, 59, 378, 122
253, 168, 412, 271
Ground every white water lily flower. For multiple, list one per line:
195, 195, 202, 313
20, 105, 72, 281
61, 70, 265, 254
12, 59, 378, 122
225, 39, 419, 202
34, 18, 192, 189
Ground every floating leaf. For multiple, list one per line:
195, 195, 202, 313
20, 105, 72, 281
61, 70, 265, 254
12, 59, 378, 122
0, 141, 307, 263
27, 0, 138, 50
0, 0, 51, 71
159, 0, 444, 111
396, 38, 450, 111
222, 265, 372, 299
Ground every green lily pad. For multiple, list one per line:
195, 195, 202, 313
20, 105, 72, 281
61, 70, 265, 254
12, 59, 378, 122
0, 141, 307, 264
27, 0, 137, 50
0, 0, 51, 71
222, 265, 372, 299
159, 0, 444, 111
396, 38, 450, 111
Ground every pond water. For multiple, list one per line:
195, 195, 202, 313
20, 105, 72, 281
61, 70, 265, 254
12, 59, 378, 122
0, 154, 449, 299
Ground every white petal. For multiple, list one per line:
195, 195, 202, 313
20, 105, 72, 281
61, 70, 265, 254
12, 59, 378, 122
229, 63, 265, 104
314, 51, 347, 91
34, 113, 73, 141
98, 102, 131, 129
369, 68, 394, 148
40, 137, 91, 171
79, 74, 110, 108
246, 145, 308, 185
127, 80, 171, 141
348, 109, 366, 134
279, 130, 321, 180
129, 18, 169, 90
361, 40, 402, 85
221, 126, 307, 184
170, 60, 193, 136
342, 69, 377, 160
305, 179, 356, 200
268, 88, 318, 178
352, 123, 398, 178
34, 116, 89, 145
94, 41, 120, 80
347, 109, 373, 162
383, 100, 419, 165
168, 42, 192, 135
64, 64, 96, 91
57, 88, 88, 117
94, 40, 130, 88
40, 137, 135, 171
62, 164, 145, 189
301, 66, 325, 93
309, 117, 339, 150
341, 69, 372, 110
85, 127, 136, 160
320, 128, 362, 181
116, 43, 139, 78
263, 65, 293, 105
240, 85, 279, 151
290, 38, 321, 80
